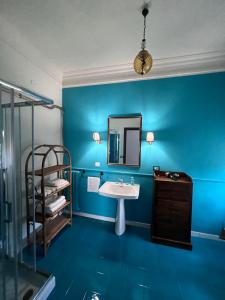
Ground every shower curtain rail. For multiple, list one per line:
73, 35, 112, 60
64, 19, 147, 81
2, 101, 63, 110
0, 79, 62, 110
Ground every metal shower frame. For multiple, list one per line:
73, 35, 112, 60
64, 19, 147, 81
0, 79, 62, 299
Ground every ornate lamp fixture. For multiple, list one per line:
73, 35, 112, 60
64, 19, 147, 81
134, 7, 153, 75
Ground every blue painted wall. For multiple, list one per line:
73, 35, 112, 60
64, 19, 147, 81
63, 72, 225, 235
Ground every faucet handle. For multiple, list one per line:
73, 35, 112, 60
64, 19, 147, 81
118, 177, 123, 185
130, 177, 135, 185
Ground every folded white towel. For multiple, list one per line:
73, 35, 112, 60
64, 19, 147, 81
36, 195, 66, 214
46, 195, 65, 210
36, 186, 57, 196
46, 199, 66, 214
45, 178, 69, 188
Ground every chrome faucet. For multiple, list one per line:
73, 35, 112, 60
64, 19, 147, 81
118, 177, 123, 186
130, 176, 135, 185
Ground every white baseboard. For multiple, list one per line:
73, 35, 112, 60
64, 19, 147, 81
126, 220, 151, 229
73, 211, 223, 241
73, 211, 151, 229
74, 211, 115, 223
191, 231, 220, 241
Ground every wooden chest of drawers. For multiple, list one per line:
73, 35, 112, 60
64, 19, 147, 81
151, 171, 193, 249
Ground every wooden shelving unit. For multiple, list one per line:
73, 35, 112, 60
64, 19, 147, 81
25, 144, 72, 255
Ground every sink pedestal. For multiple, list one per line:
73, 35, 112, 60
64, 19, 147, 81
115, 199, 125, 236
98, 181, 140, 236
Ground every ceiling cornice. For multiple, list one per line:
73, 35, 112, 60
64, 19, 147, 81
63, 51, 225, 88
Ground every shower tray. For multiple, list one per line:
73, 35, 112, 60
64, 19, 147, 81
0, 259, 55, 300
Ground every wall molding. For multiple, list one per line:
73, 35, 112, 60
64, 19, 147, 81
73, 211, 223, 241
63, 51, 225, 88
73, 168, 152, 178
72, 168, 225, 184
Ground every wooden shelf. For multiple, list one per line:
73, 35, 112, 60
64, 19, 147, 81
30, 201, 71, 223
36, 215, 71, 245
28, 164, 70, 176
25, 145, 72, 256
35, 182, 71, 200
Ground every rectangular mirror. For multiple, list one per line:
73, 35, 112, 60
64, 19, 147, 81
107, 114, 142, 166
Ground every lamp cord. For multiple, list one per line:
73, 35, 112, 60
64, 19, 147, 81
141, 14, 147, 50
141, 15, 147, 74
143, 16, 146, 43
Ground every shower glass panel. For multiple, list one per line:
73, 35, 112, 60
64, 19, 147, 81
0, 86, 19, 300
0, 84, 55, 300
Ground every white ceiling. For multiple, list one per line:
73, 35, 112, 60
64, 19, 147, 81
1, 0, 225, 84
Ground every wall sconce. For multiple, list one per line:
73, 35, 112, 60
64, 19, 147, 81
93, 132, 101, 144
146, 132, 154, 144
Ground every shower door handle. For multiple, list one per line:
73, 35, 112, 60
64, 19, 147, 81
4, 201, 12, 223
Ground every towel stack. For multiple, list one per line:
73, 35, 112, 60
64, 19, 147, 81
36, 195, 66, 215
45, 178, 69, 188
35, 178, 69, 216
36, 178, 69, 196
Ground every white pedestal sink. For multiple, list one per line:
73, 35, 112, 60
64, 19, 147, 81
98, 181, 140, 236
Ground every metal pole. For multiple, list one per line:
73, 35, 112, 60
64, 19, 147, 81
31, 102, 36, 271
11, 88, 18, 300
18, 107, 23, 263
0, 84, 6, 300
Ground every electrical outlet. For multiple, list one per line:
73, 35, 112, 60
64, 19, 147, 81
95, 162, 100, 167
153, 166, 160, 172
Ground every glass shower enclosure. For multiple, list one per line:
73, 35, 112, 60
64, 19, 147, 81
0, 82, 55, 300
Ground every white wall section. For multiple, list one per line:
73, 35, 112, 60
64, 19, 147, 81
0, 15, 63, 146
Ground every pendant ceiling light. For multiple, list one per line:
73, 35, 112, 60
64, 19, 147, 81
134, 7, 153, 75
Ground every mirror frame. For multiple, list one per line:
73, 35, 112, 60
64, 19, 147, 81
107, 114, 142, 167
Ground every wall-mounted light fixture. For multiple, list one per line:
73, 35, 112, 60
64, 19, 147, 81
146, 132, 154, 144
93, 132, 101, 144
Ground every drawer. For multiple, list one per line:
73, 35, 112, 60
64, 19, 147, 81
155, 190, 192, 202
155, 182, 192, 202
153, 221, 190, 242
154, 200, 190, 223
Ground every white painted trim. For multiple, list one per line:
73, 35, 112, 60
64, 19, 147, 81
73, 211, 150, 228
73, 211, 224, 241
74, 211, 115, 223
126, 220, 151, 229
191, 231, 220, 241
63, 51, 225, 87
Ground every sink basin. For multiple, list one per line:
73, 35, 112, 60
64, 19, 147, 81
98, 181, 140, 236
98, 181, 140, 200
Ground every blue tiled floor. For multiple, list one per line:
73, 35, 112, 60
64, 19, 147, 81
35, 217, 225, 300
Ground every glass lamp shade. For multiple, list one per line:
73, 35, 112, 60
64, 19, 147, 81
93, 132, 101, 143
134, 49, 153, 75
146, 131, 154, 144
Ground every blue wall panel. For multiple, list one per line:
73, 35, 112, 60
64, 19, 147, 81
63, 72, 225, 235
